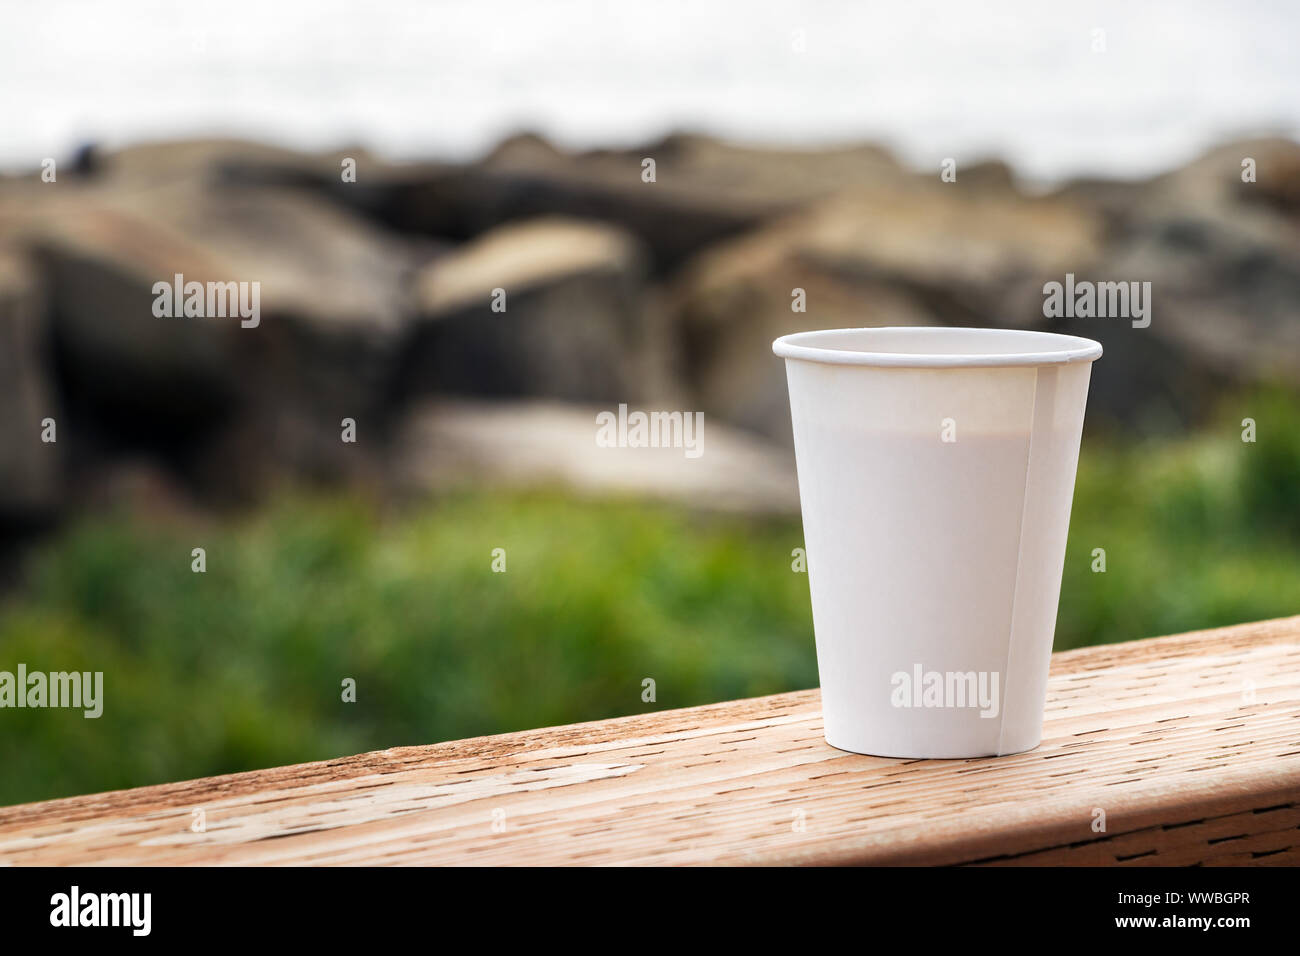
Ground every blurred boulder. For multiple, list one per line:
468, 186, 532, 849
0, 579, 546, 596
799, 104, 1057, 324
90, 138, 364, 183
671, 180, 1103, 441
3, 173, 416, 494
255, 132, 912, 274
2, 131, 1297, 522
673, 136, 1300, 441
403, 217, 677, 405
92, 138, 417, 229
1242, 139, 1300, 217
455, 133, 910, 272
393, 399, 799, 515
0, 249, 59, 522
1046, 138, 1300, 429
1117, 139, 1300, 386
957, 159, 1020, 193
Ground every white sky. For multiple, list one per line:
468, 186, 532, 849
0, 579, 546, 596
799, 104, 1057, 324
3, 0, 1298, 182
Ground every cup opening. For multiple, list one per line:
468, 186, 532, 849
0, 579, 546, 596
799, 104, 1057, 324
773, 327, 1103, 368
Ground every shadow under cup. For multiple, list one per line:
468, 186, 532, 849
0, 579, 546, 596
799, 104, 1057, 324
773, 327, 1103, 759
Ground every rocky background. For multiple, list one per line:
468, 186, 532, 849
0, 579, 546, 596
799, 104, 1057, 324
2, 133, 1299, 538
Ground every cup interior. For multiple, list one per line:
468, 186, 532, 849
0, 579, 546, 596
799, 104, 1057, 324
773, 327, 1103, 368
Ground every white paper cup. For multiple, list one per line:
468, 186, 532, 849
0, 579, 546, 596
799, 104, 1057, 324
773, 327, 1102, 758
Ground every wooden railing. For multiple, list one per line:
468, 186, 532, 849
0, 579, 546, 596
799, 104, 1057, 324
2, 616, 1298, 865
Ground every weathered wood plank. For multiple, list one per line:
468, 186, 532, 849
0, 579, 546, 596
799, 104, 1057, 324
2, 616, 1299, 865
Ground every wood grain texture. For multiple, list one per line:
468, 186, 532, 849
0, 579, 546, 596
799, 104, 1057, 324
2, 615, 1299, 866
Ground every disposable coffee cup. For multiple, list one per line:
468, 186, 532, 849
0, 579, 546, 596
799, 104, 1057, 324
773, 327, 1102, 758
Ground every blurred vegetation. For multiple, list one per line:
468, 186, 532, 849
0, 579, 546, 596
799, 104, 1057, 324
1062, 385, 1300, 645
1, 388, 1298, 807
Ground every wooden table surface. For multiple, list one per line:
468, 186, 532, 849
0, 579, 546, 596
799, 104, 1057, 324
2, 616, 1299, 866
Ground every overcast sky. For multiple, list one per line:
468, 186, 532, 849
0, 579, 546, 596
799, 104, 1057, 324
4, 0, 1298, 182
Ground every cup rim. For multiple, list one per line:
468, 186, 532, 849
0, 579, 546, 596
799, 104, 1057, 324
773, 326, 1103, 368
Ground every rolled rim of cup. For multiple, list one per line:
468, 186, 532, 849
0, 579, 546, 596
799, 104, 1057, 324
772, 326, 1103, 368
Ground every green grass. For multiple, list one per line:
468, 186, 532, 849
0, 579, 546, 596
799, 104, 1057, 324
0, 492, 817, 806
1061, 386, 1300, 646
1, 388, 1297, 807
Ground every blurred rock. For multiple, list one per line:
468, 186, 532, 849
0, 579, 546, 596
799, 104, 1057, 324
672, 135, 1300, 441
957, 159, 1020, 193
403, 218, 677, 405
93, 138, 418, 229
671, 180, 1104, 440
0, 249, 59, 523
1, 131, 1298, 525
1047, 138, 1300, 428
1244, 139, 1300, 217
467, 133, 910, 273
393, 400, 799, 515
1121, 139, 1300, 383
264, 132, 912, 274
92, 138, 361, 183
2, 172, 417, 493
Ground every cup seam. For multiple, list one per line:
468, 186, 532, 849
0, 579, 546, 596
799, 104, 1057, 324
995, 366, 1042, 756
